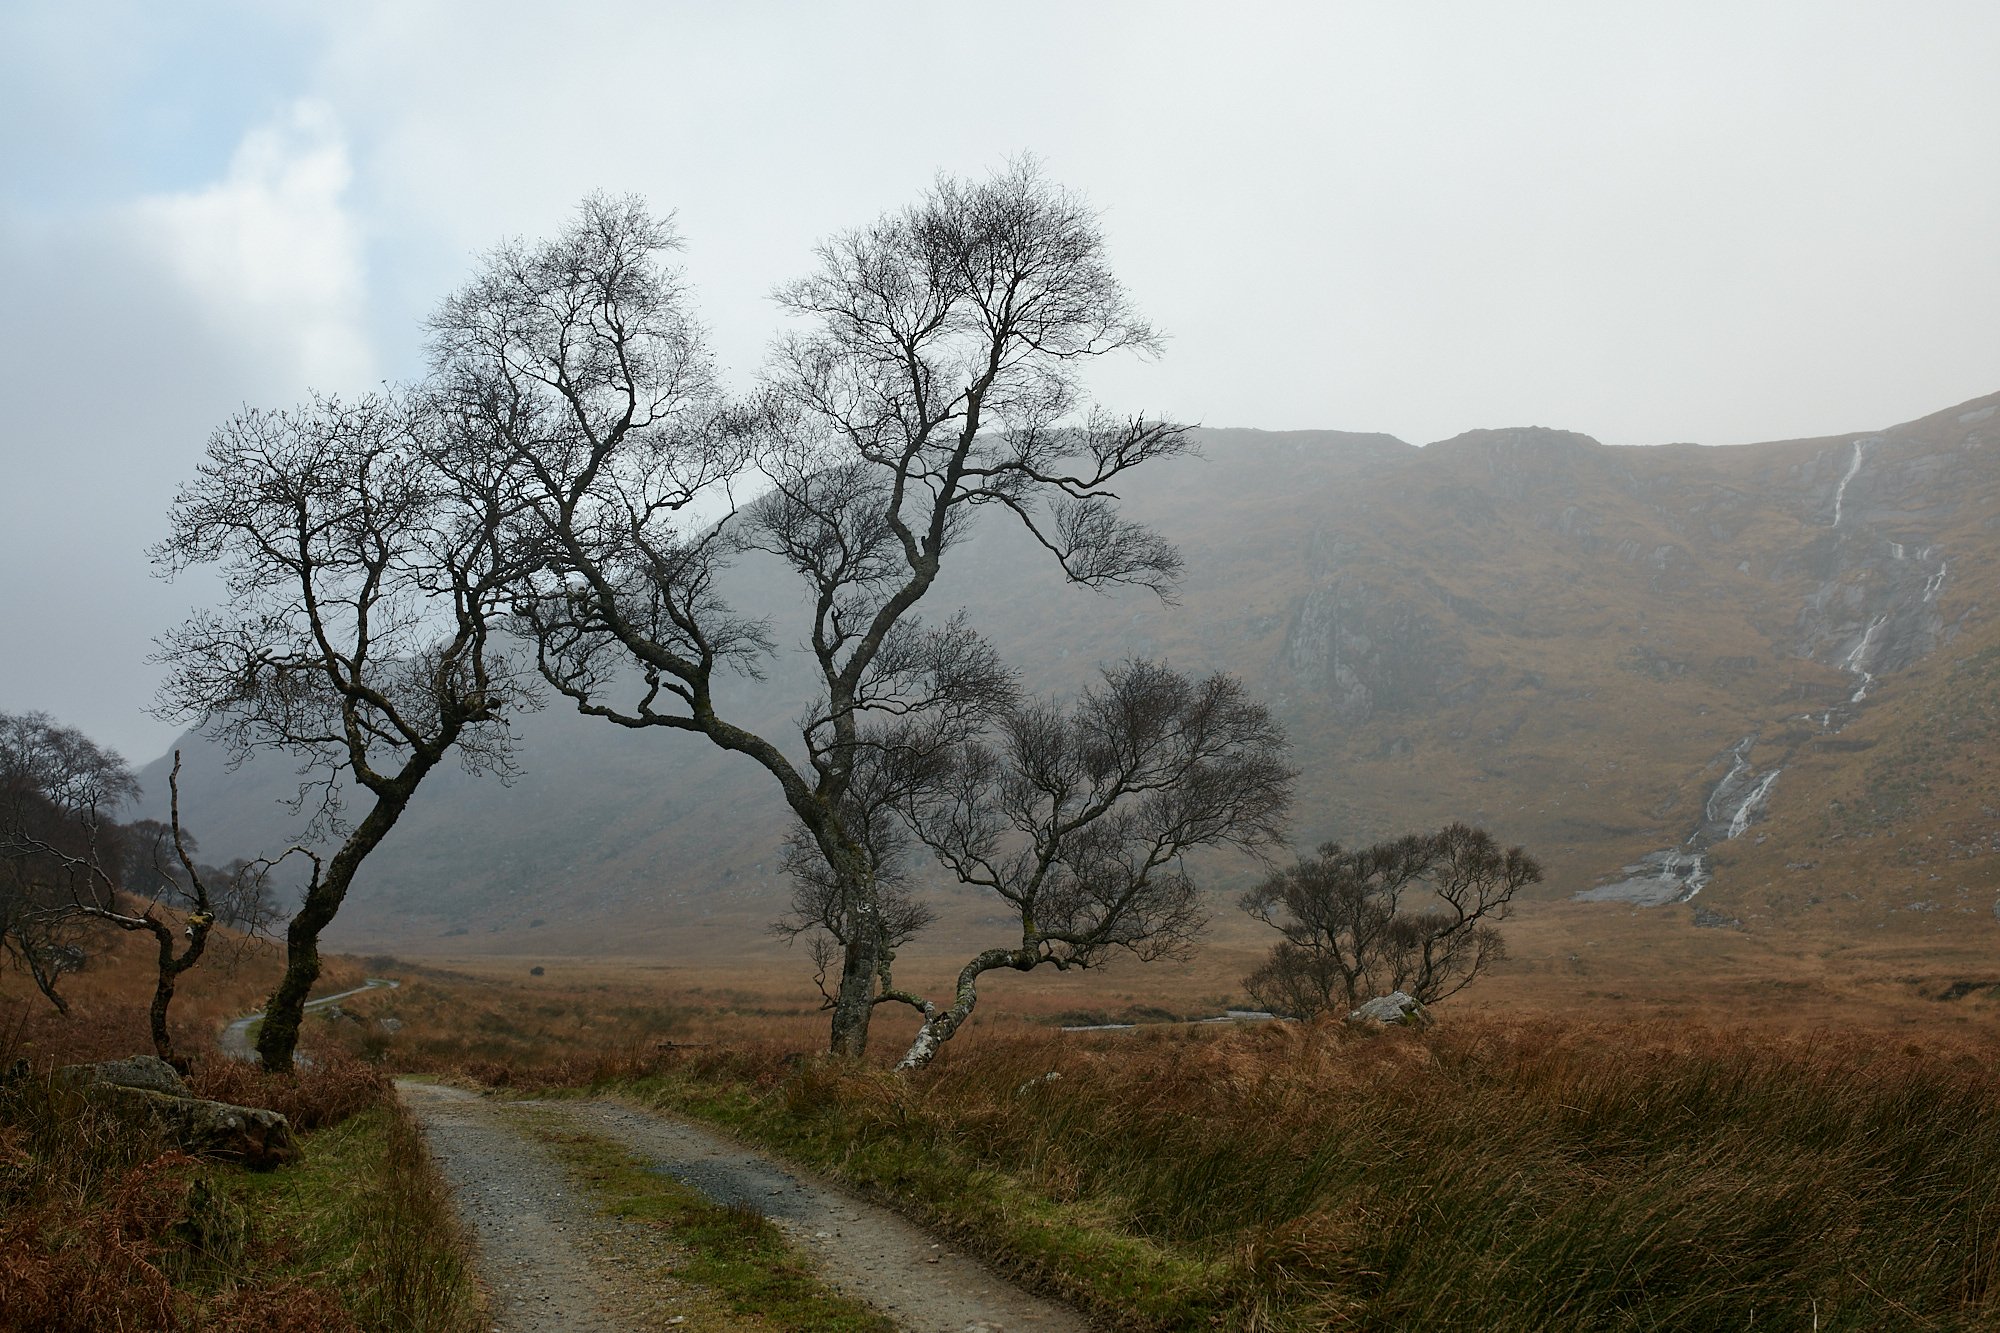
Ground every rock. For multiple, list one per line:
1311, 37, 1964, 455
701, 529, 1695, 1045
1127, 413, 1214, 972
1346, 992, 1432, 1029
59, 1055, 296, 1168
93, 1086, 297, 1168
58, 1054, 189, 1097
1014, 1071, 1063, 1097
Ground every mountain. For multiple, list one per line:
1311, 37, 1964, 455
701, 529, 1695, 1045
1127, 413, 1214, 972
136, 392, 2000, 980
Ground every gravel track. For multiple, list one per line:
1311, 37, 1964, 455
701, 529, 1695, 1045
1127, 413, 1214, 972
217, 977, 401, 1062
400, 1081, 1093, 1333
401, 1081, 666, 1331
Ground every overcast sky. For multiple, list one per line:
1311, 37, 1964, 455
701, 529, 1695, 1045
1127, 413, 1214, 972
4, 0, 1997, 761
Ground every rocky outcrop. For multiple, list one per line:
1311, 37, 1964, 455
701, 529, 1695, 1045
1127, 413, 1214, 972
1346, 992, 1432, 1028
1279, 578, 1468, 721
64, 1054, 190, 1097
59, 1056, 296, 1168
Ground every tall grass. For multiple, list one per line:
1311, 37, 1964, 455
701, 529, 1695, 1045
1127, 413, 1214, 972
556, 1017, 2000, 1331
0, 1041, 482, 1332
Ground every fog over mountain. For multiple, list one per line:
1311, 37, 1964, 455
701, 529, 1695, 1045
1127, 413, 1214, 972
133, 390, 2000, 962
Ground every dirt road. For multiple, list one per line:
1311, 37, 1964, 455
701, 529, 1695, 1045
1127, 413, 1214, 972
400, 1081, 1092, 1333
218, 978, 401, 1062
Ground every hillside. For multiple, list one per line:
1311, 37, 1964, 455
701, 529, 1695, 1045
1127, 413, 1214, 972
137, 392, 2000, 993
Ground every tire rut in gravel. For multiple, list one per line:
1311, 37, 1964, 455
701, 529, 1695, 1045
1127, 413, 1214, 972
400, 1080, 702, 1332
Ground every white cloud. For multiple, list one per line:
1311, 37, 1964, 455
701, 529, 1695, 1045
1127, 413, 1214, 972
128, 99, 374, 392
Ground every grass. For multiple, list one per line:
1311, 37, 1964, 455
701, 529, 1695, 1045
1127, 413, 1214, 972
516, 1110, 895, 1332
213, 1097, 485, 1332
477, 1015, 2000, 1332
0, 924, 367, 1071
24, 920, 2000, 1330
0, 1044, 484, 1333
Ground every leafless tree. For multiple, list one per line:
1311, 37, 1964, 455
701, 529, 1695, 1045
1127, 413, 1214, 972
0, 711, 136, 1011
46, 757, 295, 1071
770, 728, 940, 1006
437, 163, 1191, 1056
121, 821, 280, 933
1, 717, 284, 1068
154, 390, 536, 1072
861, 663, 1293, 1069
1240, 823, 1542, 1016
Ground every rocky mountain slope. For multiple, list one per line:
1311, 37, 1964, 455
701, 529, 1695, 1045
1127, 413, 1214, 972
138, 391, 2000, 967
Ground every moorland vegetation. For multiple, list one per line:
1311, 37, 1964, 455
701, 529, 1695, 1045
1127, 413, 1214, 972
5, 156, 1999, 1331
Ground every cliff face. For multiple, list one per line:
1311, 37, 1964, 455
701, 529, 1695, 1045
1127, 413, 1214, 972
137, 394, 2000, 954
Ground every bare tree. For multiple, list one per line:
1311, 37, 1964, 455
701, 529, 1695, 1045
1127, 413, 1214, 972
771, 734, 940, 1007
859, 663, 1292, 1069
437, 164, 1191, 1056
121, 820, 280, 933
0, 711, 136, 1011
0, 717, 284, 1067
1240, 824, 1542, 1017
154, 391, 535, 1072
42, 756, 294, 1070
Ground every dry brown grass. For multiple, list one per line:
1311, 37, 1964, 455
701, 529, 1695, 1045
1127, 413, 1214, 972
191, 1049, 390, 1131
0, 914, 366, 1073
620, 1018, 2000, 1329
0, 1077, 357, 1333
348, 955, 2000, 1329
0, 939, 474, 1333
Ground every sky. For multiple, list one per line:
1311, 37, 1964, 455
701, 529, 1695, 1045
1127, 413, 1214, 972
3, 0, 1997, 762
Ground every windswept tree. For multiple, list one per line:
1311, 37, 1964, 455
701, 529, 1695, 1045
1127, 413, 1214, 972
1240, 823, 1542, 1017
437, 163, 1191, 1055
155, 391, 535, 1072
841, 662, 1293, 1069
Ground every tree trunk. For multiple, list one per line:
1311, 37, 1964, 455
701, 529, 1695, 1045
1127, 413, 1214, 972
256, 793, 407, 1073
144, 919, 182, 1071
145, 915, 207, 1074
895, 949, 1020, 1071
26, 949, 70, 1016
828, 895, 881, 1058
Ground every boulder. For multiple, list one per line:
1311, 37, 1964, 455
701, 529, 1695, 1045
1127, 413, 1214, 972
58, 1056, 296, 1168
1346, 991, 1433, 1029
59, 1054, 189, 1097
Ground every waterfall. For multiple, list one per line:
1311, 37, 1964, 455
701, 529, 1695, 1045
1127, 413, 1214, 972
1726, 771, 1779, 840
1831, 439, 1868, 526
1925, 561, 1949, 602
1844, 614, 1888, 703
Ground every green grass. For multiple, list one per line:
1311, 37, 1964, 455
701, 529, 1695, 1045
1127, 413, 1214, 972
516, 1112, 895, 1332
212, 1102, 485, 1332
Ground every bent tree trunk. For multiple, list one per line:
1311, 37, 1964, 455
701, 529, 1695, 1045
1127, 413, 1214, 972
25, 949, 72, 1015
894, 948, 1027, 1071
255, 794, 407, 1073
143, 913, 210, 1072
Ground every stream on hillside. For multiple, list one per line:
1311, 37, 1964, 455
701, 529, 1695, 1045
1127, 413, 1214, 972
1576, 438, 1947, 908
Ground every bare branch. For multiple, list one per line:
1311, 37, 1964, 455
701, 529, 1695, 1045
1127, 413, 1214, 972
888, 663, 1293, 1068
